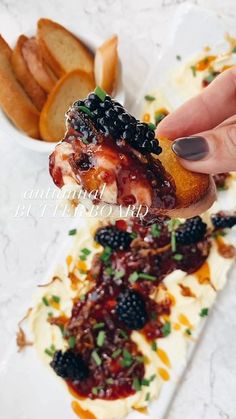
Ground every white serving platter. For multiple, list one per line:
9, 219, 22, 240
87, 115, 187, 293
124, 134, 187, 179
0, 4, 236, 419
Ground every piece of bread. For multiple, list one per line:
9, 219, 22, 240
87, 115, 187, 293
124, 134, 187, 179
39, 69, 95, 142
0, 35, 40, 138
22, 37, 57, 93
37, 18, 94, 77
95, 35, 118, 95
157, 137, 215, 217
11, 35, 47, 111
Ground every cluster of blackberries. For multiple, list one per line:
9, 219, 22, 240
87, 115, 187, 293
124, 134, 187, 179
116, 288, 148, 330
176, 216, 207, 245
50, 349, 88, 381
95, 225, 133, 251
211, 211, 236, 229
72, 93, 162, 155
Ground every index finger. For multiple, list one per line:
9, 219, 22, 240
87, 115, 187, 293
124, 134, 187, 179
156, 67, 236, 140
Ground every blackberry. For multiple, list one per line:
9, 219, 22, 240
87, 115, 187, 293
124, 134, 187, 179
50, 349, 89, 381
116, 288, 148, 330
69, 90, 162, 155
211, 211, 236, 229
95, 226, 133, 250
176, 216, 207, 245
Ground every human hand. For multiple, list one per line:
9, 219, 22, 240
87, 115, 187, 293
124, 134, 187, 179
157, 67, 236, 174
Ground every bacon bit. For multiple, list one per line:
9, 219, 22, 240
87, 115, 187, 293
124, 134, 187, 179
133, 406, 149, 415
179, 284, 196, 298
142, 113, 151, 123
69, 272, 79, 290
66, 255, 73, 267
173, 323, 181, 331
71, 401, 97, 419
158, 368, 170, 381
16, 308, 33, 352
195, 55, 216, 71
178, 313, 192, 328
215, 236, 236, 258
38, 276, 62, 288
157, 348, 171, 368
77, 260, 87, 272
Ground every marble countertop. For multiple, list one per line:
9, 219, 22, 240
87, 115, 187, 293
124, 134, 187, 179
0, 0, 236, 418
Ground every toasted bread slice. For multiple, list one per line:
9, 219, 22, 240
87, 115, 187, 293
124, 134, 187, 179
157, 137, 215, 217
22, 37, 57, 93
40, 69, 95, 142
11, 35, 47, 111
37, 18, 94, 77
0, 36, 40, 138
95, 35, 118, 95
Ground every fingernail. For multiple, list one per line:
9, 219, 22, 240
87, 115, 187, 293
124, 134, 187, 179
172, 136, 209, 161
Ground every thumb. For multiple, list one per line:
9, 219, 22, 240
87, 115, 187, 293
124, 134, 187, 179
171, 115, 236, 174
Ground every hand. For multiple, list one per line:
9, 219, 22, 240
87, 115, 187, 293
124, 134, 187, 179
157, 67, 236, 174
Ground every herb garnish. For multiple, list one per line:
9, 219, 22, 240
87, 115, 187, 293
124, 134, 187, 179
100, 246, 112, 263
176, 54, 182, 61
79, 247, 91, 261
151, 223, 161, 238
151, 341, 157, 351
199, 308, 209, 317
190, 65, 197, 77
144, 94, 156, 102
161, 321, 171, 337
68, 336, 76, 348
93, 322, 105, 330
44, 344, 56, 357
52, 295, 60, 304
112, 348, 122, 359
95, 86, 106, 101
120, 349, 133, 367
173, 253, 183, 261
148, 122, 156, 131
128, 271, 156, 283
42, 296, 49, 306
68, 228, 77, 236
78, 105, 93, 116
97, 330, 106, 347
92, 350, 102, 366
185, 328, 192, 336
168, 219, 181, 252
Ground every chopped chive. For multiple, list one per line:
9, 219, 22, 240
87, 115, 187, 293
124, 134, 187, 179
79, 254, 87, 261
190, 65, 197, 77
68, 336, 76, 348
92, 387, 99, 395
185, 328, 192, 336
161, 321, 171, 337
132, 378, 142, 391
173, 253, 183, 261
81, 248, 91, 256
42, 296, 49, 306
199, 308, 209, 317
92, 350, 102, 366
176, 54, 182, 61
128, 271, 139, 283
47, 311, 53, 317
151, 341, 157, 351
136, 355, 145, 363
114, 269, 125, 279
155, 112, 166, 125
50, 344, 56, 352
232, 46, 236, 53
148, 122, 156, 131
112, 348, 122, 359
52, 295, 60, 304
59, 324, 65, 335
130, 231, 138, 239
149, 374, 156, 382
151, 223, 161, 238
81, 137, 89, 144
119, 330, 128, 339
80, 294, 86, 302
93, 322, 105, 330
138, 273, 156, 281
120, 349, 133, 367
95, 86, 107, 101
97, 330, 106, 347
44, 348, 54, 357
78, 105, 93, 116
141, 378, 150, 386
106, 378, 114, 384
68, 228, 77, 236
144, 94, 156, 102
145, 392, 151, 401
100, 246, 112, 263
171, 232, 176, 252
105, 266, 115, 275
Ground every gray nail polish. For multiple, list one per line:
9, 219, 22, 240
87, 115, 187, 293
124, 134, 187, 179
172, 136, 209, 161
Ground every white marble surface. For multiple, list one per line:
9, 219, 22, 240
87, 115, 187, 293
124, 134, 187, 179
0, 0, 236, 418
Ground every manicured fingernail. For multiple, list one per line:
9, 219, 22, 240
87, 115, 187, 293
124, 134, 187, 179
172, 136, 209, 161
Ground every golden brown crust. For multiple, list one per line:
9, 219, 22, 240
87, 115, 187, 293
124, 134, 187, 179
11, 35, 47, 111
39, 69, 95, 142
156, 137, 215, 216
94, 35, 118, 95
37, 18, 94, 78
21, 37, 57, 93
0, 35, 40, 138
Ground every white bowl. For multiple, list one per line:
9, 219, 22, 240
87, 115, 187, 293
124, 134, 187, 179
0, 25, 125, 154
